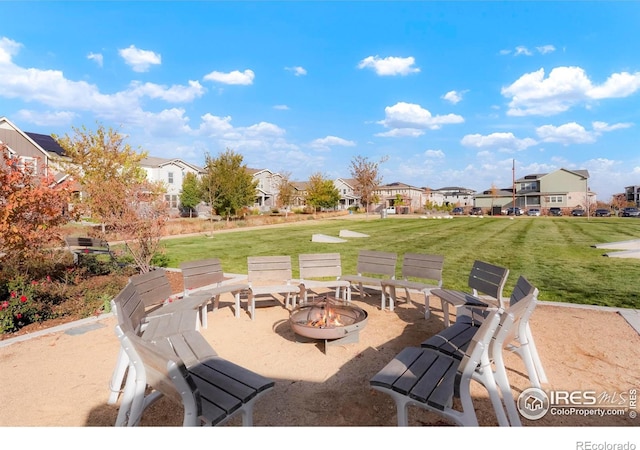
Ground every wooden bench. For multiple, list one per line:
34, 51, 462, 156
111, 281, 274, 426
370, 308, 512, 426
430, 260, 509, 327
296, 253, 351, 303
64, 236, 115, 265
425, 276, 547, 388
180, 258, 250, 321
380, 253, 444, 318
340, 250, 398, 306
107, 281, 201, 418
107, 269, 212, 407
246, 255, 300, 320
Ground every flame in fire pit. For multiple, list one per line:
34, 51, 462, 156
308, 304, 344, 328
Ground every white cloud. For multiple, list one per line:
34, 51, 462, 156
375, 128, 424, 138
536, 122, 596, 145
424, 149, 445, 158
502, 45, 555, 57
461, 132, 537, 151
442, 90, 466, 104
245, 122, 286, 137
357, 55, 420, 76
588, 72, 640, 99
536, 121, 633, 145
536, 45, 556, 54
15, 109, 77, 126
0, 37, 21, 64
87, 52, 103, 67
377, 102, 464, 134
198, 113, 286, 145
502, 66, 640, 116
514, 46, 533, 56
285, 66, 307, 76
203, 69, 255, 85
118, 45, 161, 72
273, 104, 289, 110
310, 135, 356, 151
128, 80, 205, 103
592, 121, 632, 132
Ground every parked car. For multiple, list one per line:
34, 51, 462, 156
179, 206, 198, 218
594, 208, 612, 217
527, 208, 541, 216
621, 207, 640, 217
571, 209, 585, 217
549, 207, 563, 216
469, 207, 483, 215
451, 207, 465, 215
506, 207, 523, 216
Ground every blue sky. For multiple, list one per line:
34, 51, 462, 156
1, 1, 639, 200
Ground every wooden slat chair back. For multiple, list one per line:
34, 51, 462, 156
431, 260, 509, 327
181, 258, 225, 290
355, 250, 397, 278
180, 258, 250, 321
248, 255, 293, 284
246, 256, 300, 319
129, 269, 174, 311
112, 282, 147, 336
380, 253, 444, 317
129, 268, 211, 328
370, 308, 511, 426
297, 253, 351, 303
340, 250, 398, 304
468, 260, 510, 302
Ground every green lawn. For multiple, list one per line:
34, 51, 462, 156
158, 215, 640, 309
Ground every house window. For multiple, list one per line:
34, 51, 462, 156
16, 156, 37, 174
547, 196, 563, 203
167, 172, 174, 184
165, 194, 178, 208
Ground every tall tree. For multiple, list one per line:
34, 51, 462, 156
277, 171, 295, 217
55, 123, 148, 234
350, 155, 386, 216
305, 172, 340, 214
180, 172, 201, 217
200, 149, 257, 222
0, 144, 73, 274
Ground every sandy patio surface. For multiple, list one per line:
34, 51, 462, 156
1, 278, 639, 429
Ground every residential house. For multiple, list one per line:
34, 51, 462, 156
375, 182, 426, 213
248, 168, 283, 211
139, 156, 204, 213
432, 186, 476, 208
624, 185, 640, 207
422, 188, 446, 207
290, 181, 308, 208
474, 168, 595, 214
334, 178, 360, 210
0, 117, 68, 180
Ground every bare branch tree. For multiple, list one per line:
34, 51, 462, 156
350, 155, 387, 216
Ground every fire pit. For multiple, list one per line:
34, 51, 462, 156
289, 295, 368, 353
